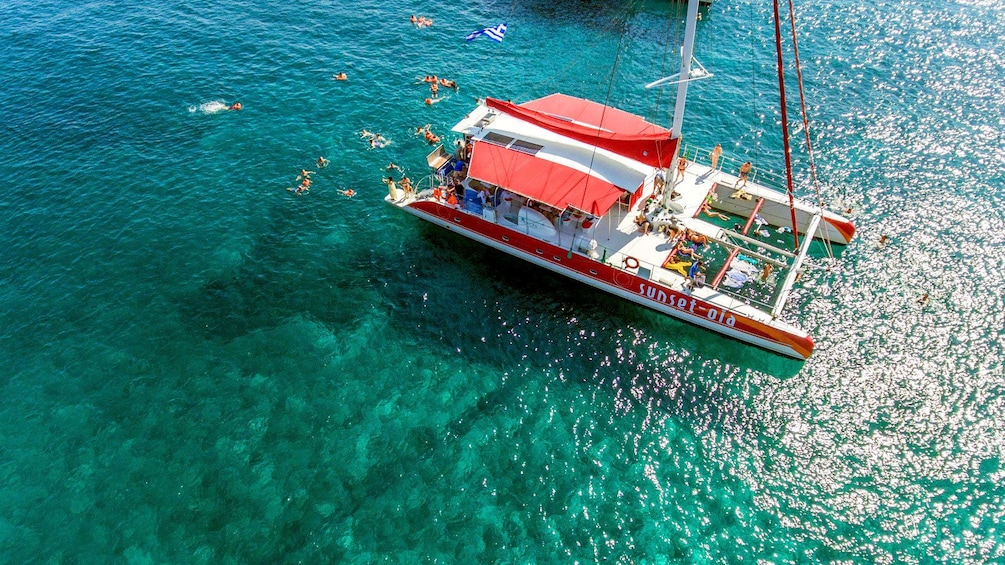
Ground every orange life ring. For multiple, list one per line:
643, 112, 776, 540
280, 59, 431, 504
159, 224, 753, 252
623, 256, 640, 270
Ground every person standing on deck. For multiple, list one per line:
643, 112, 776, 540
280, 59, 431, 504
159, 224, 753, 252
675, 156, 688, 184
737, 161, 752, 188
384, 176, 398, 201
710, 144, 722, 170
400, 175, 414, 198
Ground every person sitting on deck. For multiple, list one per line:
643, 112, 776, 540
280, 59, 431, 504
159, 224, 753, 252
683, 260, 706, 290
635, 212, 653, 235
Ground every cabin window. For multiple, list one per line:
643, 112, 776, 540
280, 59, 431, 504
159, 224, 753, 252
511, 140, 544, 155
483, 132, 514, 147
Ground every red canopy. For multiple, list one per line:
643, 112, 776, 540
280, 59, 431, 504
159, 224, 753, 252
486, 95, 677, 168
467, 141, 627, 216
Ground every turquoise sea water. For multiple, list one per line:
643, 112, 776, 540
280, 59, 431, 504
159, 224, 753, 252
2, 0, 1003, 562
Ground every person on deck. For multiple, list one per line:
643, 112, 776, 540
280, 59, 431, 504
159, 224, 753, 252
700, 201, 730, 221
710, 144, 722, 170
732, 161, 753, 198
635, 212, 653, 235
384, 176, 398, 200
675, 156, 688, 184
653, 169, 666, 196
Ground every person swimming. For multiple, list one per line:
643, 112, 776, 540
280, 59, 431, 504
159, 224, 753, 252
338, 188, 356, 198
228, 102, 242, 111
316, 156, 330, 168
334, 72, 347, 81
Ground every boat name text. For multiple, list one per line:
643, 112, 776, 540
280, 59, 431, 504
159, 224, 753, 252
638, 283, 736, 327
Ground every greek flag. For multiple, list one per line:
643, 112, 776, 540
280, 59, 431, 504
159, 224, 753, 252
466, 22, 507, 43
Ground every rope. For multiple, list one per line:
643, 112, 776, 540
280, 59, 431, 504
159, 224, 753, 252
787, 0, 835, 260
772, 0, 800, 251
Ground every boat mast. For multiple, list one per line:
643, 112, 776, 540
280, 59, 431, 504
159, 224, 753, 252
660, 0, 701, 209
671, 0, 701, 138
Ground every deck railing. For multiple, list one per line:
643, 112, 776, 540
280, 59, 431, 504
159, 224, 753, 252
677, 142, 809, 196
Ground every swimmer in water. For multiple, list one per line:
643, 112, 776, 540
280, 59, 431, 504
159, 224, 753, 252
338, 188, 356, 198
297, 169, 315, 181
316, 156, 330, 168
916, 293, 929, 306
334, 72, 347, 81
229, 102, 242, 111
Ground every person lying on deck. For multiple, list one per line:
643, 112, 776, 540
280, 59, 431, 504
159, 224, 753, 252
700, 201, 730, 221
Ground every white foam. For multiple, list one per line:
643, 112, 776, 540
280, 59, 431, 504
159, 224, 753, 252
189, 100, 230, 114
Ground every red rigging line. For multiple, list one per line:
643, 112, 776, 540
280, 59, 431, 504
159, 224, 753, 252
787, 0, 822, 205
773, 0, 800, 250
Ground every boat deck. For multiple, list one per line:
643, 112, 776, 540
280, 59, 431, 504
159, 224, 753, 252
395, 157, 796, 324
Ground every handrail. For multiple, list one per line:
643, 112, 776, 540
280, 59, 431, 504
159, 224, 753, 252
678, 142, 815, 196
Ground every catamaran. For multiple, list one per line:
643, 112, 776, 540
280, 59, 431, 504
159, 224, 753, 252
384, 0, 854, 359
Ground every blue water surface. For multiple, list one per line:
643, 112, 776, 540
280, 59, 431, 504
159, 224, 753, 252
1, 0, 1003, 562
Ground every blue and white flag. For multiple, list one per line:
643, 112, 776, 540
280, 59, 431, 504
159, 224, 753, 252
466, 22, 507, 43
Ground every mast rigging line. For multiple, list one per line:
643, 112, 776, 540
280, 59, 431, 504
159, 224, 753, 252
786, 0, 836, 261
772, 0, 801, 251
